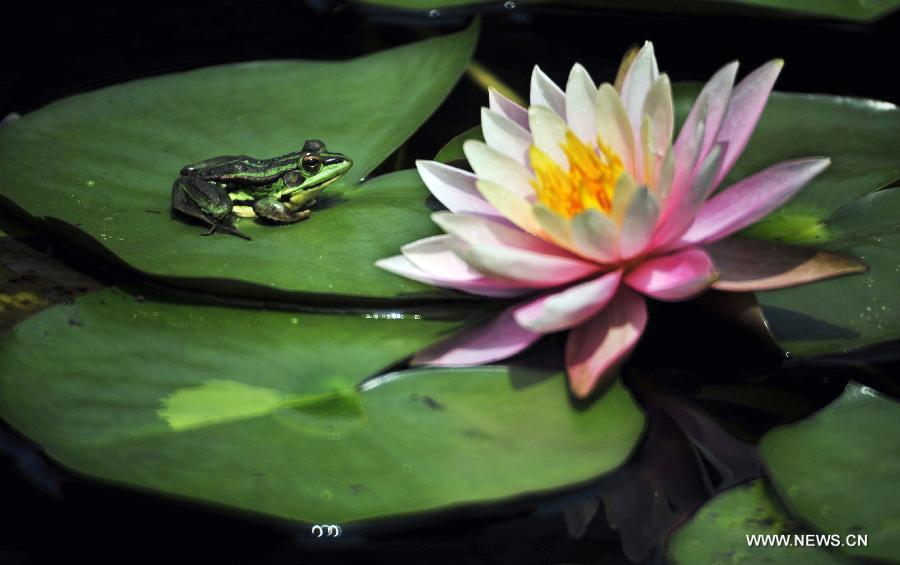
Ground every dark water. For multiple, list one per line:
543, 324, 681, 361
1, 1, 899, 563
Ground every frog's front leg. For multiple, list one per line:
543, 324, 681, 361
171, 177, 251, 240
253, 197, 313, 224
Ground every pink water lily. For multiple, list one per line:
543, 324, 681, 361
377, 42, 866, 398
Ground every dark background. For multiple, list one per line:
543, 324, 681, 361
1, 2, 899, 563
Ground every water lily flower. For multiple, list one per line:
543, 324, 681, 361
377, 42, 866, 398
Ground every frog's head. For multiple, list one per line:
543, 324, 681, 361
282, 139, 353, 209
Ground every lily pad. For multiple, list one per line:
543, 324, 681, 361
355, 0, 900, 21
0, 288, 645, 524
759, 382, 900, 560
672, 87, 900, 243
755, 188, 900, 356
435, 125, 482, 163
668, 479, 848, 564
0, 25, 477, 303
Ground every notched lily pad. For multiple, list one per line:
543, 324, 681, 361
667, 479, 848, 564
760, 382, 900, 560
0, 288, 645, 524
0, 24, 477, 303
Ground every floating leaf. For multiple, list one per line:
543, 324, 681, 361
0, 289, 645, 523
760, 382, 900, 560
0, 25, 477, 303
668, 479, 848, 564
435, 125, 482, 163
355, 0, 900, 22
755, 189, 900, 356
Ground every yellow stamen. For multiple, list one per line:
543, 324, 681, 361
529, 130, 624, 219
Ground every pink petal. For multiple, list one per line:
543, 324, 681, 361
565, 288, 647, 398
619, 187, 660, 260
376, 254, 528, 298
481, 107, 532, 166
458, 241, 601, 287
713, 59, 783, 187
412, 302, 542, 366
416, 160, 499, 218
530, 65, 567, 119
401, 235, 480, 281
674, 61, 738, 180
706, 237, 867, 292
489, 87, 529, 130
619, 41, 660, 177
624, 247, 717, 301
514, 270, 623, 333
432, 211, 565, 255
680, 158, 831, 246
651, 143, 725, 250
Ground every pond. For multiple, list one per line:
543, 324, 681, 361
0, 1, 898, 563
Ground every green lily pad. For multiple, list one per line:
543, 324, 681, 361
355, 0, 899, 21
721, 0, 900, 21
759, 382, 900, 560
668, 479, 849, 564
0, 25, 477, 303
0, 288, 645, 523
676, 86, 900, 356
435, 125, 482, 163
754, 188, 900, 357
672, 87, 900, 243
437, 89, 900, 355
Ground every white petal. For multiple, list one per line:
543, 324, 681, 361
640, 74, 674, 187
619, 41, 660, 160
459, 242, 600, 286
618, 187, 660, 259
532, 203, 576, 249
415, 160, 499, 217
596, 83, 636, 176
489, 87, 529, 130
565, 63, 598, 142
571, 208, 618, 263
431, 211, 563, 255
463, 140, 533, 197
481, 107, 532, 166
609, 173, 638, 225
400, 235, 482, 282
529, 105, 570, 169
530, 65, 567, 119
475, 179, 541, 235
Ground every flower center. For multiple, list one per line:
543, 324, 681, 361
529, 130, 624, 219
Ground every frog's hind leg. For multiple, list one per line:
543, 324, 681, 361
171, 177, 251, 240
253, 197, 313, 224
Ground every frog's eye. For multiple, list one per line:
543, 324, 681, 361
302, 155, 322, 175
283, 171, 303, 187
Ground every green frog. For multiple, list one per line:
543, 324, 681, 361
171, 140, 352, 240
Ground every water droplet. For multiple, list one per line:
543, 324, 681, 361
320, 489, 334, 501
503, 0, 517, 8
428, 8, 441, 17
291, 317, 299, 325
784, 351, 793, 359
85, 180, 95, 187
401, 463, 413, 473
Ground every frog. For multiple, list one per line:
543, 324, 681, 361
171, 140, 352, 240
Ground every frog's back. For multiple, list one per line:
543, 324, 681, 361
180, 155, 249, 177
180, 152, 303, 186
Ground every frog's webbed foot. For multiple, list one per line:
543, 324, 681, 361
253, 197, 313, 224
201, 216, 252, 241
171, 177, 251, 240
